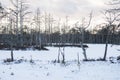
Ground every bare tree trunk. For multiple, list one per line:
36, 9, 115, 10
30, 29, 33, 46
81, 28, 87, 60
44, 12, 47, 45
81, 42, 87, 60
36, 8, 42, 48
10, 44, 14, 61
57, 46, 60, 63
9, 14, 14, 61
103, 41, 108, 60
16, 0, 19, 46
77, 53, 80, 64
61, 47, 65, 64
77, 53, 80, 70
103, 28, 109, 61
57, 19, 61, 63
20, 1, 23, 47
79, 12, 92, 61
103, 24, 111, 61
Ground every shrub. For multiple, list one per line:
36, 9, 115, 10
10, 72, 14, 76
96, 58, 105, 61
4, 58, 13, 63
117, 56, 120, 60
83, 58, 96, 61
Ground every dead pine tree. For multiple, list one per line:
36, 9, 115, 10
0, 2, 14, 61
9, 14, 14, 61
57, 19, 62, 63
34, 8, 42, 49
59, 16, 69, 64
57, 39, 65, 64
57, 44, 65, 64
79, 12, 93, 61
10, 0, 31, 47
10, 0, 19, 46
57, 47, 65, 64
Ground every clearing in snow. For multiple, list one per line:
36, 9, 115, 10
0, 44, 120, 80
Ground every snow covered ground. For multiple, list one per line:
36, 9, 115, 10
0, 44, 120, 80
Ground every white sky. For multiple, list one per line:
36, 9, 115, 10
0, 0, 111, 26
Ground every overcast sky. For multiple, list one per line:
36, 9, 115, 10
0, 0, 111, 26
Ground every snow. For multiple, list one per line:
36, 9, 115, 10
0, 44, 120, 80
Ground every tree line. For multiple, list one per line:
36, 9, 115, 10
0, 21, 120, 47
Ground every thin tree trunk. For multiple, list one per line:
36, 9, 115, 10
103, 41, 108, 60
103, 32, 109, 61
9, 15, 14, 61
103, 25, 111, 61
11, 44, 14, 61
81, 42, 87, 60
77, 53, 80, 64
81, 28, 87, 61
57, 46, 60, 63
20, 3, 23, 47
61, 47, 65, 63
77, 53, 80, 70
